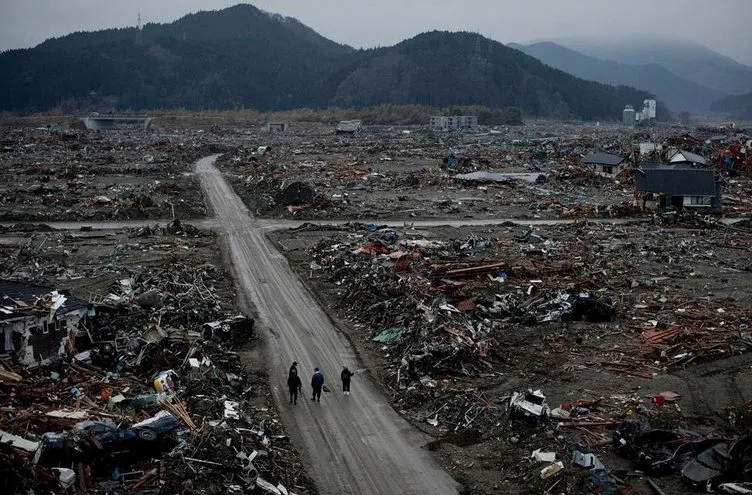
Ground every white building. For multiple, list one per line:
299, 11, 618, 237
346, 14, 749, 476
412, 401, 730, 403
623, 106, 636, 125
636, 99, 657, 121
639, 142, 663, 156
430, 116, 478, 132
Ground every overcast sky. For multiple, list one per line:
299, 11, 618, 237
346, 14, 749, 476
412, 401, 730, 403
1, 0, 751, 64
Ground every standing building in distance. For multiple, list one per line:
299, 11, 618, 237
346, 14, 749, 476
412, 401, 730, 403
430, 115, 478, 132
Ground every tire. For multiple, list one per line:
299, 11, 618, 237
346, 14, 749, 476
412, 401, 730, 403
137, 429, 157, 441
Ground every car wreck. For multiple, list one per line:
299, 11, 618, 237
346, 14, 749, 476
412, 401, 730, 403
509, 389, 550, 421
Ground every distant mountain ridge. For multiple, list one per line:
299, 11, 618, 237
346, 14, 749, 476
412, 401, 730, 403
711, 91, 752, 120
508, 41, 724, 113
0, 4, 662, 120
320, 31, 665, 120
557, 37, 752, 96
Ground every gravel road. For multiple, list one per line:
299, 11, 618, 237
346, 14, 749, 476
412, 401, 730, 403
195, 155, 459, 495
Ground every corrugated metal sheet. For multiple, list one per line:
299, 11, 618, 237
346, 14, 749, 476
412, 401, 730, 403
635, 166, 716, 196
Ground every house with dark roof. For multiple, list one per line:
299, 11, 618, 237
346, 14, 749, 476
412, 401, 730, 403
668, 149, 708, 166
1, 280, 90, 366
633, 164, 722, 214
582, 152, 629, 177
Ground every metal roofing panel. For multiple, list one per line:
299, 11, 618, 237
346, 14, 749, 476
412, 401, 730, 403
582, 152, 625, 166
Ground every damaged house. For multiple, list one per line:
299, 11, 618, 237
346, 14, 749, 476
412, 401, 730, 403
335, 120, 362, 135
634, 163, 722, 214
1, 280, 90, 367
668, 149, 709, 167
582, 152, 629, 177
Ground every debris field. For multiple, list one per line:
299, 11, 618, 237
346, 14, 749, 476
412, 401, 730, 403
270, 215, 752, 494
217, 122, 752, 221
0, 221, 315, 495
0, 127, 225, 222
2, 118, 752, 495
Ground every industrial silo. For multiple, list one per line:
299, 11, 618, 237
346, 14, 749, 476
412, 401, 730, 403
623, 105, 636, 125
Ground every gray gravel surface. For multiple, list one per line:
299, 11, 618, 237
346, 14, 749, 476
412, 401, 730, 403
195, 155, 460, 495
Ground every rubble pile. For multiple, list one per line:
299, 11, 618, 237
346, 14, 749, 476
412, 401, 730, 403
217, 122, 656, 221
302, 220, 750, 384
418, 385, 752, 494
274, 216, 752, 493
716, 139, 752, 173
1, 220, 218, 286
613, 422, 752, 491
0, 223, 315, 495
0, 323, 312, 494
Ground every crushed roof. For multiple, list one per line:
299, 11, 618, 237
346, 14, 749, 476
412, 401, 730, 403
0, 280, 88, 322
582, 152, 626, 166
336, 120, 362, 132
669, 149, 708, 165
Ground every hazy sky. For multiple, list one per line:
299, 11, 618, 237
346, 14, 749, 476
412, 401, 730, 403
1, 0, 751, 64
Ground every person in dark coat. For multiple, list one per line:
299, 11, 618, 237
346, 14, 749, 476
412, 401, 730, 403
287, 368, 302, 405
341, 366, 355, 396
311, 368, 324, 403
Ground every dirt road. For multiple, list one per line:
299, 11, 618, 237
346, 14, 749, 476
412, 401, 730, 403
195, 155, 460, 495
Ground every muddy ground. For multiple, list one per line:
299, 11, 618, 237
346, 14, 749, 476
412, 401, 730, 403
215, 122, 752, 222
216, 123, 635, 221
0, 127, 225, 222
268, 219, 752, 494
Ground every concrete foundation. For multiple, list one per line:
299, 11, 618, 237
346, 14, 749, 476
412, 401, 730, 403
82, 116, 153, 131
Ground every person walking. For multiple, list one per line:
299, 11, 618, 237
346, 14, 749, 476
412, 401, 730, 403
341, 366, 354, 396
311, 368, 324, 403
287, 368, 302, 405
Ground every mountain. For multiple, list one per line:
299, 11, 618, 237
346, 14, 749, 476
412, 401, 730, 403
711, 92, 752, 120
319, 31, 663, 120
558, 37, 752, 96
0, 4, 353, 112
508, 41, 724, 114
0, 4, 662, 120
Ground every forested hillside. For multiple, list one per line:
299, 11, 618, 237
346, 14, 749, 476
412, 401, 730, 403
0, 4, 662, 120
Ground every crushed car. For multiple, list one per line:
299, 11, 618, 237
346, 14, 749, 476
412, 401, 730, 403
35, 411, 182, 474
509, 389, 549, 422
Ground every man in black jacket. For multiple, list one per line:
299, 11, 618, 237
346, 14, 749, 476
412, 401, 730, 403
341, 366, 355, 396
287, 368, 302, 405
